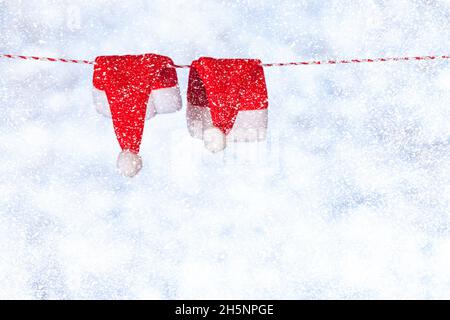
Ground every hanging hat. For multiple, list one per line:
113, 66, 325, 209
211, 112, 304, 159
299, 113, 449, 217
186, 57, 269, 152
93, 54, 182, 177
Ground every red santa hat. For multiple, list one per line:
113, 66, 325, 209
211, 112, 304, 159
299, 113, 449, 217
186, 57, 269, 152
93, 54, 181, 177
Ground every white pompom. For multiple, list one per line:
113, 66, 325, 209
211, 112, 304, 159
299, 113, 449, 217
117, 150, 143, 177
203, 127, 226, 153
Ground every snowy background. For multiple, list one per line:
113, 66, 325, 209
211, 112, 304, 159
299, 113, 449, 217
1, 0, 450, 299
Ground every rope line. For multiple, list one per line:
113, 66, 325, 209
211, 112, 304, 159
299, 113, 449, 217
262, 55, 450, 67
0, 53, 94, 65
1, 53, 449, 68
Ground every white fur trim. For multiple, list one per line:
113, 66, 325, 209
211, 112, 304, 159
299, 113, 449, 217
149, 86, 182, 114
93, 86, 181, 120
186, 103, 268, 147
93, 88, 156, 120
187, 103, 208, 139
117, 151, 143, 177
93, 88, 112, 118
227, 109, 268, 142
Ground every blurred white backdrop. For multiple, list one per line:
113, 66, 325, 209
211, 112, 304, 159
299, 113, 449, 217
0, 0, 450, 299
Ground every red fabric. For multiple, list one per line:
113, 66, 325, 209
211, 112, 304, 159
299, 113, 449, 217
187, 57, 268, 134
93, 54, 178, 153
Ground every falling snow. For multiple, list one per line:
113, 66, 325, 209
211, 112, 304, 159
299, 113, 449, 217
1, 0, 450, 299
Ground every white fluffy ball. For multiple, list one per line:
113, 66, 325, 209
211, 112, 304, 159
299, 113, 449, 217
203, 127, 226, 153
117, 150, 143, 177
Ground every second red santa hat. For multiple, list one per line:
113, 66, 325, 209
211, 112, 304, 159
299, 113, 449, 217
93, 54, 182, 177
186, 57, 269, 152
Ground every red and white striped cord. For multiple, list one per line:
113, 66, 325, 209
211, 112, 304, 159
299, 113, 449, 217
1, 53, 449, 68
0, 54, 94, 65
262, 55, 450, 67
